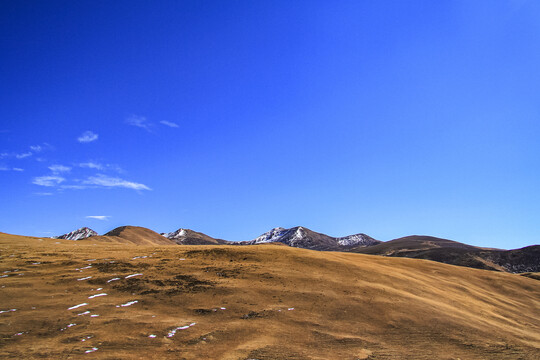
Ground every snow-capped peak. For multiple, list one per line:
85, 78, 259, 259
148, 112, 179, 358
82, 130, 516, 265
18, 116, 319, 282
250, 227, 288, 244
162, 228, 187, 239
53, 227, 98, 241
288, 227, 306, 246
293, 227, 304, 240
336, 233, 378, 247
244, 226, 380, 250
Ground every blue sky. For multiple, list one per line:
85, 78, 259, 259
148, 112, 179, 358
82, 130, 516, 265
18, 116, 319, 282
1, 1, 539, 248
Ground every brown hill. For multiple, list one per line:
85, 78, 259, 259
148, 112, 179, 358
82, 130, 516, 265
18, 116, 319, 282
162, 228, 230, 245
0, 232, 539, 359
350, 235, 540, 273
85, 226, 176, 246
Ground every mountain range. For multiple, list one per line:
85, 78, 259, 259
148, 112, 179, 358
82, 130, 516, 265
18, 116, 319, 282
52, 225, 539, 274
237, 226, 380, 250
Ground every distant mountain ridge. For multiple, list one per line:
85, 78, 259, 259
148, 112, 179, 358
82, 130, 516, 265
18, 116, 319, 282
239, 226, 380, 250
50, 226, 539, 273
351, 235, 540, 273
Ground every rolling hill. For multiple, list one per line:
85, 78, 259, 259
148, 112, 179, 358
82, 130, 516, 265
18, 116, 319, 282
50, 227, 538, 273
350, 235, 540, 273
0, 232, 538, 359
85, 226, 176, 246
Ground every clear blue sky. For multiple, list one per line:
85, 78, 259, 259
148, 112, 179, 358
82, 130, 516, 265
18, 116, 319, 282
1, 1, 539, 249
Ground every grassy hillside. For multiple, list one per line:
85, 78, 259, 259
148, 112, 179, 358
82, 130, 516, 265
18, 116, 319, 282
88, 226, 176, 246
0, 232, 538, 359
352, 235, 540, 273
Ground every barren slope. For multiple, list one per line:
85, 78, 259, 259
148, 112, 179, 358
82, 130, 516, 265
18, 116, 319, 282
351, 235, 540, 273
85, 226, 176, 246
0, 232, 538, 359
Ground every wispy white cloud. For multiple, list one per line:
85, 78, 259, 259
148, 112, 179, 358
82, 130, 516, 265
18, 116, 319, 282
60, 184, 89, 190
0, 166, 24, 171
126, 115, 152, 131
86, 215, 110, 220
79, 162, 123, 173
79, 162, 104, 170
49, 164, 71, 173
34, 192, 53, 196
32, 175, 65, 187
107, 164, 123, 173
15, 152, 32, 159
78, 131, 98, 143
37, 143, 54, 152
83, 174, 151, 191
160, 120, 179, 128
1, 143, 52, 160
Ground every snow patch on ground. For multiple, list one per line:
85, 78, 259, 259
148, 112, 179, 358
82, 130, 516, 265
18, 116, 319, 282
88, 293, 107, 299
68, 303, 88, 310
167, 322, 196, 337
85, 347, 98, 354
0, 309, 17, 314
125, 273, 142, 279
116, 300, 138, 307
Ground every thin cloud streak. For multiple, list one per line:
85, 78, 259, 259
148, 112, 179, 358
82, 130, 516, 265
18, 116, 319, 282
160, 120, 179, 128
86, 215, 110, 220
83, 174, 151, 191
49, 164, 71, 173
34, 192, 53, 196
79, 162, 104, 170
15, 152, 32, 159
79, 162, 122, 173
77, 131, 98, 143
60, 184, 89, 190
32, 175, 65, 187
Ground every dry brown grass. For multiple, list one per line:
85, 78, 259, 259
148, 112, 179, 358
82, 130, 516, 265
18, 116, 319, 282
0, 232, 538, 359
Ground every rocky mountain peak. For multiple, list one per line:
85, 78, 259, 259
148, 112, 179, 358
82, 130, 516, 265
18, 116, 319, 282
243, 226, 380, 250
53, 227, 98, 240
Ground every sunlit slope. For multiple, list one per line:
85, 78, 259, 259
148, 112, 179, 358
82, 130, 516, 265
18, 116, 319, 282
0, 233, 538, 359
84, 226, 176, 245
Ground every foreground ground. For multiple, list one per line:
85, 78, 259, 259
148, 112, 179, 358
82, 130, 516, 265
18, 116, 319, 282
0, 233, 539, 359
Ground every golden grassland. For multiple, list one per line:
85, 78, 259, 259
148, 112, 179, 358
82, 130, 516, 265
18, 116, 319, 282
0, 232, 539, 359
